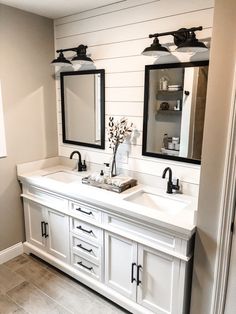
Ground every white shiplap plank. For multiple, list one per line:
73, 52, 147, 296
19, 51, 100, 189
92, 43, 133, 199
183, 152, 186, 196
106, 71, 144, 87
56, 9, 213, 50
106, 87, 144, 102
55, 0, 155, 26
55, 1, 213, 39
106, 101, 144, 117
105, 115, 143, 131
94, 55, 148, 72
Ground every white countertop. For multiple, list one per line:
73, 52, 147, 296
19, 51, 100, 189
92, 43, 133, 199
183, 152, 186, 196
17, 163, 197, 239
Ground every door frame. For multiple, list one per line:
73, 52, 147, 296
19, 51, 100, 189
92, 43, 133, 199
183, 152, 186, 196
211, 64, 236, 313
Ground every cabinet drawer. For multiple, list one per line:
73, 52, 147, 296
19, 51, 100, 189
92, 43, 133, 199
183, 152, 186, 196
104, 214, 176, 251
71, 252, 101, 280
25, 185, 67, 211
69, 201, 101, 222
71, 218, 102, 244
71, 235, 101, 264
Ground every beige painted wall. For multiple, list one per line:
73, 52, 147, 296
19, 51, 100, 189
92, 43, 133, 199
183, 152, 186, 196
0, 5, 58, 250
190, 0, 236, 313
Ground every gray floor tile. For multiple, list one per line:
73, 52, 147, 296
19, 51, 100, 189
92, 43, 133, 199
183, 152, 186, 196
16, 259, 126, 313
0, 294, 27, 314
7, 281, 71, 314
1, 254, 128, 314
0, 265, 25, 294
4, 255, 31, 272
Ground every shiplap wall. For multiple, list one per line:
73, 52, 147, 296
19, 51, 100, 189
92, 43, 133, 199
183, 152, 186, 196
54, 0, 214, 186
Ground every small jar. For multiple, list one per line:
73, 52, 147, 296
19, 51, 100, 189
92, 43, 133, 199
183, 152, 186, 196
174, 143, 180, 151
168, 142, 174, 150
172, 137, 179, 144
104, 163, 110, 177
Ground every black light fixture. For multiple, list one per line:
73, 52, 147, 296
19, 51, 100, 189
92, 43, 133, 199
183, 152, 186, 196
174, 28, 208, 52
142, 26, 208, 57
71, 45, 93, 65
51, 51, 72, 66
142, 37, 170, 56
51, 44, 93, 67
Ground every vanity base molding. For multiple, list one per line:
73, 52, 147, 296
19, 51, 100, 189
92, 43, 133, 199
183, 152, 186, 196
23, 242, 153, 314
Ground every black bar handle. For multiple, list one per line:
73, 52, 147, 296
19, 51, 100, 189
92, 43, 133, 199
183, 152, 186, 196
137, 265, 142, 286
76, 225, 93, 234
41, 221, 45, 237
44, 222, 49, 238
77, 244, 93, 253
131, 262, 137, 283
76, 207, 92, 215
77, 261, 93, 271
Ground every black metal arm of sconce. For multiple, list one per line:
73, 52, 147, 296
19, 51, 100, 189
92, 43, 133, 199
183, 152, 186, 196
56, 44, 88, 54
148, 26, 203, 46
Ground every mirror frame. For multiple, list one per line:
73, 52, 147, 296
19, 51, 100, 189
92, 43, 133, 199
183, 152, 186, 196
142, 60, 209, 164
60, 69, 105, 149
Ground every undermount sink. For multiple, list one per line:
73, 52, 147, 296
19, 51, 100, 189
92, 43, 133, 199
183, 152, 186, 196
43, 171, 82, 183
124, 190, 190, 215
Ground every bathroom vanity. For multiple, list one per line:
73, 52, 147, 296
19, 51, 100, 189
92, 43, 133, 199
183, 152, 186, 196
17, 159, 197, 314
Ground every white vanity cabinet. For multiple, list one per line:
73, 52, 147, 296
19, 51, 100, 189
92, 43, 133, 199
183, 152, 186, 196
137, 245, 185, 314
105, 232, 137, 300
23, 186, 70, 263
105, 232, 189, 314
20, 181, 194, 314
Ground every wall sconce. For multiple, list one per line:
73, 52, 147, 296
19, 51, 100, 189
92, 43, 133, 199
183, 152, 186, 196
142, 26, 208, 57
51, 44, 93, 67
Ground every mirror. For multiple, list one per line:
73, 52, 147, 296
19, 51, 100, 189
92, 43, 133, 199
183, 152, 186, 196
142, 61, 209, 164
61, 69, 105, 149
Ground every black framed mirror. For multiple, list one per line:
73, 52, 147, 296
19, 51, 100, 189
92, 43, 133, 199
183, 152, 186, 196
60, 69, 105, 149
142, 61, 209, 164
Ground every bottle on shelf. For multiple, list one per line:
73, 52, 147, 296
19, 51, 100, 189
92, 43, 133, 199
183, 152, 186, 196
159, 76, 169, 91
162, 133, 168, 149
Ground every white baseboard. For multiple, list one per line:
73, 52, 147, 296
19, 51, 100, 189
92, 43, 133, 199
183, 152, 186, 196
0, 242, 23, 264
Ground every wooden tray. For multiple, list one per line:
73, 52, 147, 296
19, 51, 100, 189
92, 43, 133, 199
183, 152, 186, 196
82, 176, 137, 193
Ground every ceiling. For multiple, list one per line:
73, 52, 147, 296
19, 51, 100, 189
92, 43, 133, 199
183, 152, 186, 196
0, 0, 125, 19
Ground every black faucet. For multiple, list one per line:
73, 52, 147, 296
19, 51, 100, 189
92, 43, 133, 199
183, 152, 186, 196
162, 167, 180, 194
69, 150, 86, 172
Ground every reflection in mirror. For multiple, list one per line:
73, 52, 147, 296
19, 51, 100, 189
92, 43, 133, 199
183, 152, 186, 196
142, 61, 209, 164
61, 69, 105, 149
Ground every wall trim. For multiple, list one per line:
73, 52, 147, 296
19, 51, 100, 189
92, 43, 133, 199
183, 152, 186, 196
211, 65, 236, 313
0, 242, 23, 265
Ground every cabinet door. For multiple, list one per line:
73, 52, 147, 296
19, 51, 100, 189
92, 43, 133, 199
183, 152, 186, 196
46, 208, 70, 263
137, 245, 183, 314
24, 200, 46, 250
105, 232, 137, 301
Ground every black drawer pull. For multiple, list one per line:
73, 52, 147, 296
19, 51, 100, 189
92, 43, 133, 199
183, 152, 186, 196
77, 244, 93, 253
77, 261, 93, 271
137, 265, 142, 286
44, 222, 49, 238
76, 225, 93, 234
41, 221, 45, 237
131, 262, 137, 283
76, 207, 92, 215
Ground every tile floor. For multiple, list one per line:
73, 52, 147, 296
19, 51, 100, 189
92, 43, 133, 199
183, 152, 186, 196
0, 254, 129, 314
